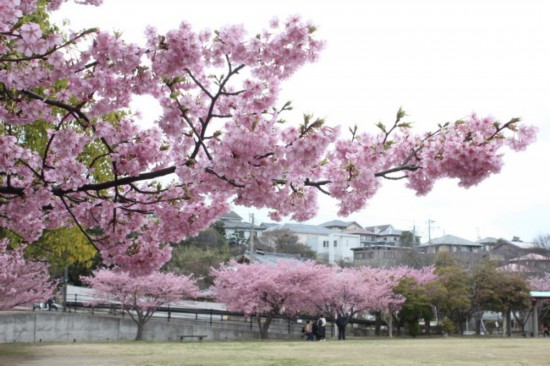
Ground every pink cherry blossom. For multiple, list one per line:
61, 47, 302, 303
0, 1, 537, 275
0, 239, 56, 310
83, 268, 199, 340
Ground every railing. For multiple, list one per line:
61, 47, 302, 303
63, 293, 379, 337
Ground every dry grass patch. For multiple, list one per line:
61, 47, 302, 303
1, 338, 550, 365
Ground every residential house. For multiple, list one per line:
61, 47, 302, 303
500, 253, 550, 275
261, 223, 360, 264
349, 224, 421, 267
478, 237, 502, 252
352, 245, 412, 268
364, 225, 404, 246
486, 238, 538, 262
218, 211, 264, 244
418, 234, 482, 254
343, 228, 381, 247
321, 220, 362, 232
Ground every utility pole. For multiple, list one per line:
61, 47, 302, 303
427, 219, 436, 253
63, 266, 68, 312
249, 213, 255, 262
427, 219, 435, 243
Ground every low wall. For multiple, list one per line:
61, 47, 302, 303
0, 311, 301, 343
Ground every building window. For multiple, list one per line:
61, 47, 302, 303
333, 240, 338, 247
323, 240, 329, 248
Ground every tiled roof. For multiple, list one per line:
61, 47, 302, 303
222, 221, 263, 230
265, 223, 333, 235
420, 234, 480, 247
510, 253, 549, 262
240, 250, 303, 264
477, 237, 500, 244
365, 225, 392, 233
320, 220, 362, 229
219, 210, 243, 222
364, 225, 403, 236
346, 228, 378, 235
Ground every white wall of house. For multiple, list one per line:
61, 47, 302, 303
301, 233, 331, 254
257, 224, 360, 264
315, 233, 360, 263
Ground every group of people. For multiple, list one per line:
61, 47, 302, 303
302, 317, 326, 341
302, 314, 349, 341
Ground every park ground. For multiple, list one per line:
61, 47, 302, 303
1, 337, 550, 366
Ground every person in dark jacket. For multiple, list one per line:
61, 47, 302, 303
317, 316, 326, 341
312, 320, 319, 340
336, 313, 348, 340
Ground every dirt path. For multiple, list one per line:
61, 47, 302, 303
0, 355, 132, 366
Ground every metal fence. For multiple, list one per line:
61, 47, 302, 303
62, 292, 378, 337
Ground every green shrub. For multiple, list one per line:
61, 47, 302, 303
441, 319, 455, 334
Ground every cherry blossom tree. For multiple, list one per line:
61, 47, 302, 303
309, 267, 399, 326
304, 266, 409, 339
211, 260, 323, 338
385, 266, 438, 336
82, 269, 199, 340
0, 1, 538, 276
529, 273, 550, 292
0, 239, 56, 310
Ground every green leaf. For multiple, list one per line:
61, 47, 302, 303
396, 107, 406, 120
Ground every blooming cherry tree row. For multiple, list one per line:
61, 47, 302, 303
0, 1, 538, 275
210, 260, 437, 338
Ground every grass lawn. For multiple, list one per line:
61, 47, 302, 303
1, 337, 550, 365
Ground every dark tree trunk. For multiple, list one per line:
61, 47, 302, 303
474, 312, 483, 335
257, 314, 274, 339
505, 309, 512, 337
392, 314, 402, 336
127, 309, 150, 341
135, 322, 145, 340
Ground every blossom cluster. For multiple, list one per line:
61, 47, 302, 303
211, 260, 437, 321
0, 239, 56, 309
0, 0, 537, 277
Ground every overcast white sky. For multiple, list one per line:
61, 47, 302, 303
53, 0, 550, 243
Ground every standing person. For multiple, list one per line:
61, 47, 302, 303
312, 319, 319, 340
317, 316, 327, 341
544, 324, 549, 337
336, 313, 348, 340
304, 320, 314, 341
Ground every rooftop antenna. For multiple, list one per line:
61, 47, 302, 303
427, 219, 436, 244
427, 218, 437, 253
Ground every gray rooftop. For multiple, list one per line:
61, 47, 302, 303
242, 250, 303, 265
219, 210, 243, 222
365, 225, 402, 236
265, 223, 333, 235
320, 220, 362, 229
420, 234, 480, 247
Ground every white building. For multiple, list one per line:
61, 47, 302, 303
261, 223, 360, 264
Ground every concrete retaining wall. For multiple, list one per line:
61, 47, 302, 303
0, 312, 300, 343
